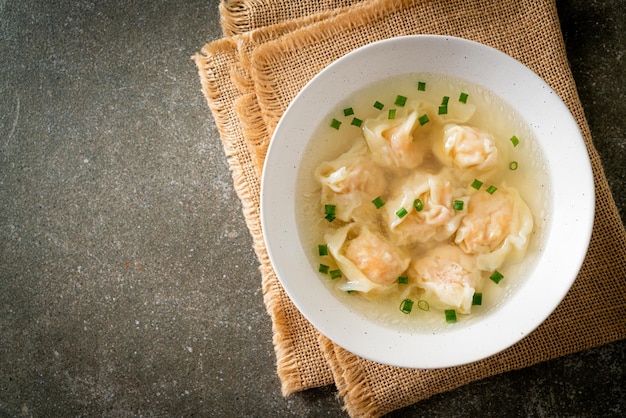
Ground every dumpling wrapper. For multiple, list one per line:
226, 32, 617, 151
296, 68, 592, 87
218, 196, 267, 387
383, 169, 469, 247
433, 124, 500, 181
408, 244, 481, 314
314, 140, 387, 222
455, 184, 534, 271
325, 224, 410, 293
362, 100, 432, 169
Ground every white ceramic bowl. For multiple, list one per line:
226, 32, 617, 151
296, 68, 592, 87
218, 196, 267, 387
260, 35, 594, 368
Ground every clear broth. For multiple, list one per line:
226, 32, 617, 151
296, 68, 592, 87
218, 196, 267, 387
296, 73, 551, 332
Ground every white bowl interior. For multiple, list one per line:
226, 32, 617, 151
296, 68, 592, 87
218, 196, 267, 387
261, 35, 594, 368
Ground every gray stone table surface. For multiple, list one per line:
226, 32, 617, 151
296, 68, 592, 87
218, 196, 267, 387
0, 0, 623, 417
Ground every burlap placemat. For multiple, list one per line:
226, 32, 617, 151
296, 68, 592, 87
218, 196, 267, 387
195, 0, 626, 416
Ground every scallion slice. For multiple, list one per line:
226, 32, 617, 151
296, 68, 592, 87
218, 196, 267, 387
490, 270, 504, 284
400, 299, 414, 314
418, 114, 429, 126
413, 198, 423, 212
388, 108, 396, 120
330, 118, 341, 130
438, 105, 448, 115
319, 264, 330, 274
459, 92, 469, 103
324, 204, 336, 222
372, 196, 385, 209
445, 309, 457, 323
509, 161, 518, 170
453, 200, 464, 211
472, 293, 483, 306
417, 81, 426, 91
441, 96, 450, 105
330, 269, 342, 280
485, 185, 498, 195
343, 107, 354, 116
351, 117, 363, 127
373, 100, 384, 110
471, 179, 483, 190
417, 300, 430, 311
394, 95, 407, 107
395, 207, 408, 218
318, 244, 328, 256
510, 135, 520, 147
398, 276, 409, 285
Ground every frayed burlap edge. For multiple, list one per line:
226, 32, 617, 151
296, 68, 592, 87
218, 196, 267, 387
193, 42, 318, 395
219, 0, 369, 36
194, 13, 352, 395
319, 334, 379, 417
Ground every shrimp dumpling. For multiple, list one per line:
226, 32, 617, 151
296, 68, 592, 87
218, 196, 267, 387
325, 224, 410, 293
384, 170, 468, 247
408, 245, 481, 314
315, 140, 387, 222
362, 102, 429, 169
433, 124, 499, 179
454, 184, 533, 271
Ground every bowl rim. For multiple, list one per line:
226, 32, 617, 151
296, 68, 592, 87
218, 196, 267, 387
260, 35, 595, 368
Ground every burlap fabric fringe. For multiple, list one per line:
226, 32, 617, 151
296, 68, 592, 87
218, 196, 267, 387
219, 0, 368, 36
194, 0, 626, 416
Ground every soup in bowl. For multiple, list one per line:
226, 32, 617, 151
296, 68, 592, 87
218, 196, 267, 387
261, 35, 594, 368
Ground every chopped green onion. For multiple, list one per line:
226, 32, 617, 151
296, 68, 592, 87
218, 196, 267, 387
417, 300, 430, 311
459, 92, 469, 103
438, 105, 448, 115
398, 276, 409, 285
510, 135, 520, 147
324, 204, 336, 222
346, 290, 357, 294
394, 95, 407, 107
330, 269, 342, 280
319, 264, 330, 274
441, 96, 450, 105
400, 299, 414, 314
509, 161, 519, 170
453, 200, 464, 211
388, 108, 396, 120
490, 270, 504, 284
485, 185, 498, 195
472, 293, 483, 306
418, 114, 429, 126
372, 196, 385, 209
351, 117, 363, 127
318, 244, 328, 256
343, 107, 354, 116
330, 118, 342, 130
417, 81, 426, 91
395, 207, 408, 218
373, 100, 384, 110
413, 198, 424, 212
471, 179, 483, 190
445, 309, 457, 323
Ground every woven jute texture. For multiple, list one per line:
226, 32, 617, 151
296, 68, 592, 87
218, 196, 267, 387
195, 0, 626, 416
219, 0, 368, 36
